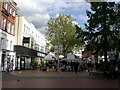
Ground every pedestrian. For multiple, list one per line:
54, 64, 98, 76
7, 61, 10, 72
10, 61, 14, 72
74, 62, 79, 74
71, 61, 73, 71
34, 62, 37, 70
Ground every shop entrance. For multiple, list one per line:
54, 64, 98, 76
20, 58, 25, 70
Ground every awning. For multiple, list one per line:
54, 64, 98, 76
14, 45, 37, 57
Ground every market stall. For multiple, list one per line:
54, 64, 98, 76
60, 54, 84, 71
40, 53, 58, 71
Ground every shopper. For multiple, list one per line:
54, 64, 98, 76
10, 61, 14, 72
74, 62, 79, 74
7, 61, 10, 72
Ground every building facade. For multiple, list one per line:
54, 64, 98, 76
0, 0, 18, 71
14, 15, 49, 70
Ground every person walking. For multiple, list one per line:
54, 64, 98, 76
7, 61, 10, 72
74, 62, 79, 74
10, 61, 14, 72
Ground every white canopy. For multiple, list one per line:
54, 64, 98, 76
61, 54, 82, 61
43, 52, 57, 60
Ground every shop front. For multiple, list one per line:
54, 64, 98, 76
14, 45, 37, 70
32, 52, 46, 70
14, 45, 47, 70
40, 60, 57, 71
0, 50, 16, 71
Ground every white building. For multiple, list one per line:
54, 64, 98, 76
14, 15, 49, 70
0, 30, 16, 71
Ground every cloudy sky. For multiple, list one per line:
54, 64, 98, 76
14, 0, 119, 34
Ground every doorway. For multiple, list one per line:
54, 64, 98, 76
20, 57, 25, 70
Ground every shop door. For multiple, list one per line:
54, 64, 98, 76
20, 59, 25, 70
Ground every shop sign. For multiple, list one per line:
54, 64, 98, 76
37, 52, 45, 57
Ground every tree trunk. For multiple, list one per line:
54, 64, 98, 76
104, 50, 108, 62
103, 3, 108, 62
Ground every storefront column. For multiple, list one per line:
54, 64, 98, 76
1, 52, 6, 71
0, 51, 2, 71
17, 56, 20, 70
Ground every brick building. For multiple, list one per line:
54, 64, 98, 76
0, 0, 18, 71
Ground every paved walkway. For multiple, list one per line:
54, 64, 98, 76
1, 70, 120, 88
2, 70, 94, 81
11, 70, 91, 77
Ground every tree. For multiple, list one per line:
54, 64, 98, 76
46, 14, 83, 55
82, 2, 117, 61
50, 46, 54, 52
114, 2, 120, 52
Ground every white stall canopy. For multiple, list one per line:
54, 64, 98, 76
44, 52, 57, 60
61, 54, 82, 61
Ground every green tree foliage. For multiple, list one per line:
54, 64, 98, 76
114, 2, 120, 52
81, 2, 118, 61
46, 14, 83, 55
50, 46, 54, 52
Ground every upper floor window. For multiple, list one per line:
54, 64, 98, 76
10, 41, 12, 50
41, 46, 44, 52
0, 38, 4, 50
1, 17, 6, 30
26, 27, 29, 34
4, 2, 8, 10
11, 24, 14, 35
10, 8, 12, 14
12, 10, 15, 16
36, 35, 37, 40
7, 22, 11, 33
7, 6, 12, 14
32, 31, 33, 37
24, 24, 26, 32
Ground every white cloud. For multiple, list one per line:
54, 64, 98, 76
29, 14, 50, 29
38, 27, 47, 35
14, 0, 90, 34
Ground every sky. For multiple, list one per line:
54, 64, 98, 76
14, 0, 120, 34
